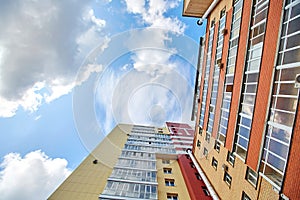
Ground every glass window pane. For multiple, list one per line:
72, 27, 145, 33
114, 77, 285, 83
241, 116, 252, 127
267, 153, 285, 172
270, 126, 290, 143
251, 35, 264, 46
286, 33, 300, 49
247, 73, 259, 82
283, 48, 300, 64
255, 10, 267, 24
291, 3, 300, 18
242, 104, 254, 115
239, 126, 250, 138
280, 67, 300, 81
238, 136, 248, 148
269, 139, 288, 159
251, 47, 263, 58
273, 109, 297, 127
287, 17, 300, 35
279, 82, 298, 96
243, 94, 256, 105
275, 97, 297, 112
248, 59, 261, 71
246, 84, 257, 93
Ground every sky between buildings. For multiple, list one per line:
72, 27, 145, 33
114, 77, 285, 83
0, 0, 206, 199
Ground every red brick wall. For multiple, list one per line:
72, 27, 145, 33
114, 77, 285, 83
246, 0, 283, 170
225, 0, 252, 150
282, 99, 300, 199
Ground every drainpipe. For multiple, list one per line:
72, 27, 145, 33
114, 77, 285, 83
187, 149, 220, 200
197, 0, 220, 25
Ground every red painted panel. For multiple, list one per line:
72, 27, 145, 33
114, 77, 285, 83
178, 155, 213, 200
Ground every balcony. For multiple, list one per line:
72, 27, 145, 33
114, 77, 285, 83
182, 0, 213, 17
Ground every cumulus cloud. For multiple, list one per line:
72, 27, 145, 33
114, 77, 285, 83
0, 150, 71, 200
124, 0, 185, 34
0, 0, 107, 117
123, 0, 186, 78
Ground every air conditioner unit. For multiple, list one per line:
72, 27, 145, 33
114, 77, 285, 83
222, 28, 228, 35
222, 164, 228, 171
216, 58, 224, 69
295, 74, 300, 88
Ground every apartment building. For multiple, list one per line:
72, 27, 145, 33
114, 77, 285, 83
184, 0, 300, 199
48, 123, 212, 200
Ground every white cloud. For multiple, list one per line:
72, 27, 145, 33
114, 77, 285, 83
0, 150, 71, 200
0, 97, 19, 118
0, 0, 107, 117
123, 0, 186, 78
124, 0, 145, 14
90, 1, 195, 135
96, 60, 194, 133
88, 9, 106, 28
34, 115, 42, 121
124, 0, 185, 34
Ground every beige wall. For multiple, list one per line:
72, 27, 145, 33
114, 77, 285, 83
48, 124, 131, 200
194, 130, 279, 200
209, 0, 233, 22
156, 158, 191, 200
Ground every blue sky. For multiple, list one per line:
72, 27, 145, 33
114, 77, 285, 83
0, 0, 205, 199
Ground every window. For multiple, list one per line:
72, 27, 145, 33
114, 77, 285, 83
205, 133, 211, 142
167, 193, 178, 200
195, 173, 202, 180
185, 154, 190, 159
197, 140, 201, 147
207, 12, 227, 136
212, 157, 218, 169
227, 151, 235, 166
110, 169, 156, 183
203, 147, 208, 157
242, 191, 251, 200
211, 18, 215, 27
163, 168, 172, 174
162, 160, 170, 164
199, 25, 215, 127
220, 7, 226, 18
190, 162, 195, 168
101, 181, 157, 199
165, 179, 175, 186
202, 186, 210, 196
246, 167, 258, 186
233, 0, 270, 160
214, 141, 221, 152
259, 0, 300, 189
224, 172, 232, 186
199, 127, 203, 135
217, 0, 244, 144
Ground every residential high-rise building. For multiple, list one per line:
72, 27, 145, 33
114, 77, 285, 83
184, 0, 300, 199
49, 122, 213, 200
